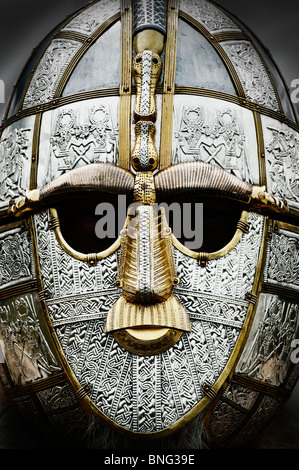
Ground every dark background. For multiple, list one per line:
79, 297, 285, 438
0, 0, 298, 449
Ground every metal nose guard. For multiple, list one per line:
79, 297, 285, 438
104, 201, 191, 334
105, 21, 191, 353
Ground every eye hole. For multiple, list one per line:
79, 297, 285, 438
54, 194, 133, 255
160, 196, 246, 253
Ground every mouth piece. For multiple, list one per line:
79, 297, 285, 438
104, 295, 191, 333
105, 295, 190, 356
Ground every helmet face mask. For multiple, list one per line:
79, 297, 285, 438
0, 0, 299, 449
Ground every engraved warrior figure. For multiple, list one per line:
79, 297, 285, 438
50, 106, 118, 175
0, 298, 59, 385
173, 106, 252, 182
0, 128, 30, 202
238, 298, 299, 385
266, 126, 299, 202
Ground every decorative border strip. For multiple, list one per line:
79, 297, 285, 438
253, 110, 266, 187
174, 87, 299, 131
231, 373, 291, 400
1, 88, 120, 131
0, 219, 25, 233
29, 113, 42, 190
119, 0, 133, 169
276, 220, 299, 234
2, 84, 298, 134
213, 32, 247, 42
55, 30, 88, 43
5, 372, 66, 397
261, 282, 299, 301
159, 0, 179, 169
0, 280, 38, 301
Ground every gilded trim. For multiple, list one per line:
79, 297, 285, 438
275, 220, 299, 234
55, 30, 88, 43
0, 280, 38, 301
261, 283, 299, 302
49, 207, 121, 263
0, 219, 25, 233
213, 32, 247, 42
231, 373, 291, 399
172, 210, 249, 260
254, 111, 267, 187
28, 215, 44, 293
119, 0, 133, 169
2, 85, 299, 134
4, 372, 66, 398
29, 113, 42, 190
159, 0, 179, 170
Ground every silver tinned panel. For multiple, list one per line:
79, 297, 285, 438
221, 40, 280, 111
0, 227, 35, 291
37, 97, 120, 187
62, 0, 120, 35
176, 20, 237, 95
180, 0, 241, 34
62, 21, 121, 96
262, 115, 299, 210
171, 95, 260, 185
22, 39, 82, 109
0, 116, 35, 209
236, 293, 299, 386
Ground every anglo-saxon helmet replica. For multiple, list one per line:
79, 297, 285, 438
0, 0, 298, 449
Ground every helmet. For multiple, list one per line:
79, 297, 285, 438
0, 0, 298, 449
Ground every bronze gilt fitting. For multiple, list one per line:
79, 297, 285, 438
109, 21, 190, 354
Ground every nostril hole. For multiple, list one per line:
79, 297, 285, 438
149, 157, 155, 165
152, 57, 158, 64
133, 157, 140, 165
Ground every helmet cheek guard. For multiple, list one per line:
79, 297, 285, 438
0, 0, 298, 449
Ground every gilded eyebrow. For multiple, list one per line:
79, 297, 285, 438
10, 160, 295, 223
154, 161, 253, 200
10, 163, 135, 216
154, 161, 296, 221
39, 163, 135, 202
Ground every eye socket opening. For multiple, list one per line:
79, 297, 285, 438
50, 191, 247, 260
53, 193, 134, 255
159, 194, 248, 254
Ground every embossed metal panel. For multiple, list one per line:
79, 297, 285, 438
0, 0, 298, 450
171, 95, 260, 184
